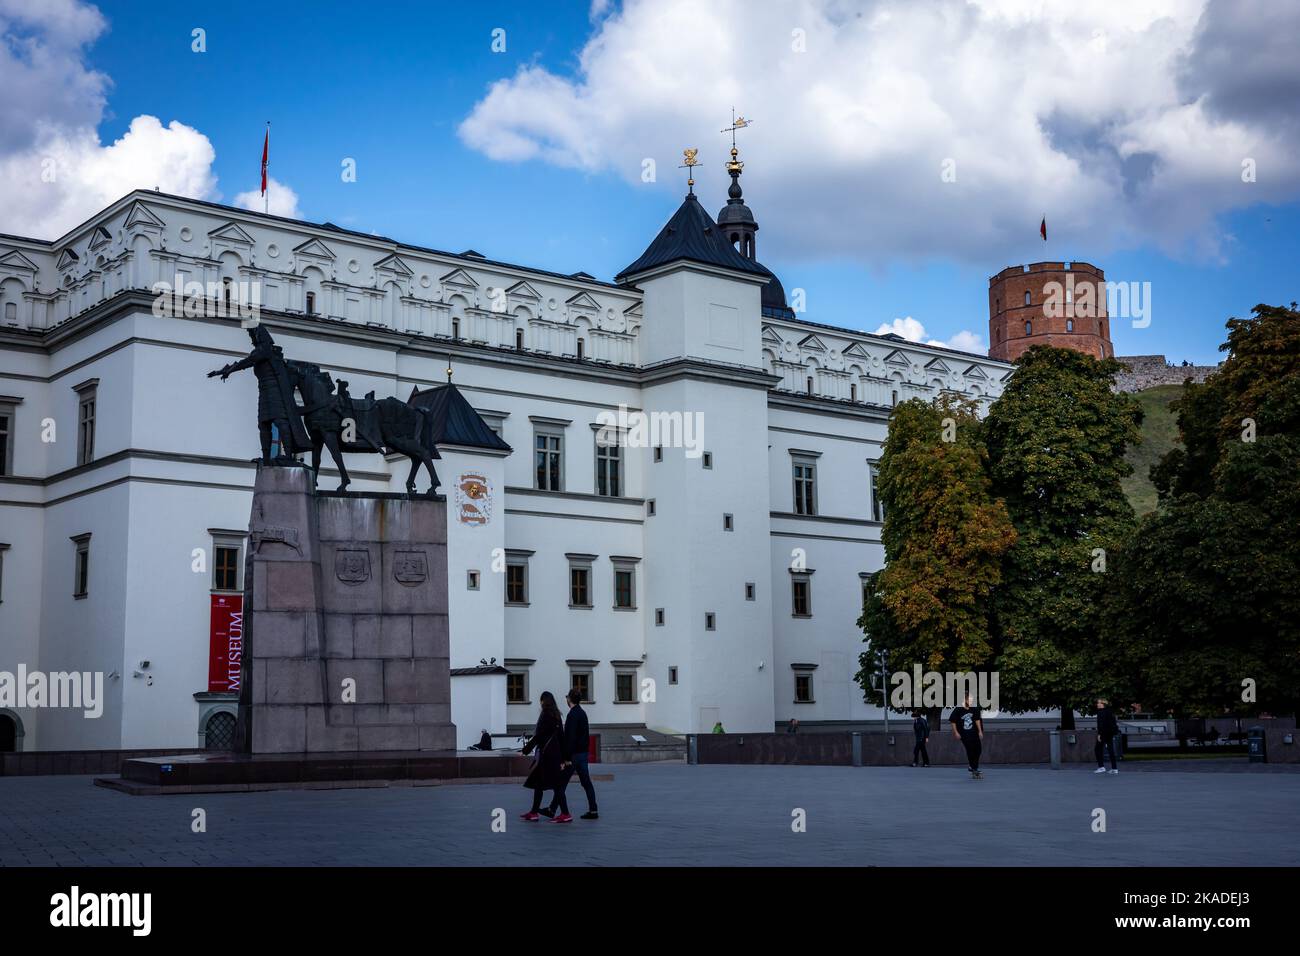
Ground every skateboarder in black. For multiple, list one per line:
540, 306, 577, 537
949, 694, 984, 777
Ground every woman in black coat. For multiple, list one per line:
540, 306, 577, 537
520, 691, 572, 822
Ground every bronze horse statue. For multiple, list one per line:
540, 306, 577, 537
288, 361, 441, 495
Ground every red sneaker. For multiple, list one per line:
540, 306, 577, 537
520, 811, 540, 821
550, 813, 573, 824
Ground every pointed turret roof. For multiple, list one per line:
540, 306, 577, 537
408, 383, 512, 452
616, 192, 769, 283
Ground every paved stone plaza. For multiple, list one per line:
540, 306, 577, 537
1, 761, 1296, 867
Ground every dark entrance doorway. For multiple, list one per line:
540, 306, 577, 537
0, 715, 16, 752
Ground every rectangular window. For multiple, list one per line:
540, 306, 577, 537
745, 582, 755, 601
570, 566, 591, 608
505, 556, 530, 606
668, 666, 678, 685
705, 611, 716, 631
76, 383, 97, 466
213, 541, 242, 592
72, 533, 90, 598
0, 543, 8, 604
793, 460, 817, 515
305, 291, 316, 315
723, 513, 733, 531
870, 462, 887, 523
615, 671, 636, 703
569, 670, 593, 704
595, 434, 621, 497
534, 430, 563, 491
791, 574, 812, 617
612, 564, 636, 610
0, 404, 13, 476
653, 445, 662, 463
655, 608, 665, 626
614, 571, 633, 608
646, 499, 656, 517
702, 451, 713, 469
467, 569, 480, 590
795, 673, 814, 703
505, 663, 531, 704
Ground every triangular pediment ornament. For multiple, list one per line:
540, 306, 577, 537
209, 221, 256, 245
964, 364, 989, 379
56, 248, 80, 270
1000, 370, 1015, 383
440, 267, 478, 288
623, 302, 642, 319
761, 325, 783, 345
88, 225, 112, 250
0, 250, 40, 273
374, 253, 414, 276
883, 348, 912, 367
566, 291, 599, 310
843, 341, 872, 359
799, 333, 827, 352
124, 201, 165, 230
924, 357, 952, 373
293, 237, 337, 260
506, 280, 541, 300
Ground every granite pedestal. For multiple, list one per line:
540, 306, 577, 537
239, 465, 456, 753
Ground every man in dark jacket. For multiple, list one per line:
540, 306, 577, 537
911, 711, 930, 767
544, 688, 599, 820
1094, 699, 1120, 774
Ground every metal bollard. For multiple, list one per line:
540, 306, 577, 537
687, 734, 698, 765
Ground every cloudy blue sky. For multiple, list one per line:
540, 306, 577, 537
2, 0, 1297, 364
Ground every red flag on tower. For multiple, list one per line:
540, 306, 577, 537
1040, 217, 1047, 241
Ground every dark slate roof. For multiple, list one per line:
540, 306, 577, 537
409, 382, 513, 452
450, 665, 511, 676
616, 193, 770, 282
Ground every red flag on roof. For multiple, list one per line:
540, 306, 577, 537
1040, 217, 1047, 241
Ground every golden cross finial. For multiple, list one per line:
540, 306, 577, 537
721, 109, 751, 171
678, 147, 700, 194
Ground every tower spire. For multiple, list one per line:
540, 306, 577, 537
718, 111, 757, 258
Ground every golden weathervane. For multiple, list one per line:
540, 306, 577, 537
679, 147, 700, 194
721, 110, 752, 171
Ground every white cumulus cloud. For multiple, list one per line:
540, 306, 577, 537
875, 316, 983, 353
0, 0, 297, 239
234, 176, 301, 220
459, 0, 1300, 267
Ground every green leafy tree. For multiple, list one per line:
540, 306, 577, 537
855, 394, 1016, 715
983, 346, 1143, 727
1114, 304, 1300, 716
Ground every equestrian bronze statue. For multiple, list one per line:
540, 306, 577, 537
209, 326, 441, 495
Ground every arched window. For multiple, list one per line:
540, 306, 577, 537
1066, 319, 1074, 332
1025, 321, 1033, 335
305, 291, 316, 315
577, 337, 585, 360
204, 711, 237, 751
1024, 291, 1031, 306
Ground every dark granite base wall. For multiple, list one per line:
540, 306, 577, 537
1, 749, 204, 776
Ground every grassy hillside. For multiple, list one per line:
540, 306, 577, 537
1122, 384, 1185, 515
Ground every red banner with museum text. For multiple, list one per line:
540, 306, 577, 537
208, 594, 244, 694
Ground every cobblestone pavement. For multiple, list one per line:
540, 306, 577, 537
0, 761, 1295, 866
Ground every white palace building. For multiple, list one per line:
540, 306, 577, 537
0, 158, 1012, 753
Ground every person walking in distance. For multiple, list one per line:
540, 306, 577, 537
949, 694, 984, 778
911, 711, 930, 767
520, 691, 572, 823
543, 688, 599, 821
1094, 698, 1120, 774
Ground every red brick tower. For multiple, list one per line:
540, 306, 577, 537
988, 262, 1113, 362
